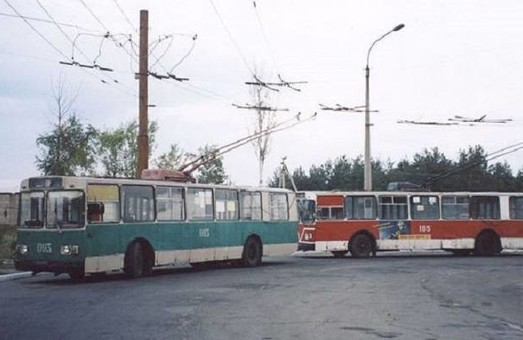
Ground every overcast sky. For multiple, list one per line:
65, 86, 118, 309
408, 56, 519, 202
1, 0, 522, 192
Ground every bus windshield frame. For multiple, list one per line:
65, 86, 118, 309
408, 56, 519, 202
19, 190, 86, 230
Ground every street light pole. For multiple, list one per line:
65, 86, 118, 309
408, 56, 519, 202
364, 23, 404, 191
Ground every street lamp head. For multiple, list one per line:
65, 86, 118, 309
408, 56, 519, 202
393, 23, 405, 32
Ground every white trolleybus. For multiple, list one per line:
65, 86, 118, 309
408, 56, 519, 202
298, 191, 523, 257
14, 173, 298, 279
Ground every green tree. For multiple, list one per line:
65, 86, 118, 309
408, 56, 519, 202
516, 169, 523, 191
410, 147, 455, 191
455, 145, 489, 191
97, 120, 158, 178
195, 145, 227, 184
36, 77, 97, 175
155, 144, 185, 169
329, 156, 352, 190
267, 145, 519, 192
487, 162, 515, 192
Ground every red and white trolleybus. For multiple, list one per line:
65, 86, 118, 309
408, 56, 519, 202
297, 191, 523, 257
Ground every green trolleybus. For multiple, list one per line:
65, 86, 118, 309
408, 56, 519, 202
14, 175, 298, 279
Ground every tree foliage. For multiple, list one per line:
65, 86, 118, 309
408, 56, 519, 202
269, 146, 522, 192
195, 144, 227, 184
36, 77, 97, 176
36, 115, 97, 176
96, 121, 158, 178
154, 144, 185, 170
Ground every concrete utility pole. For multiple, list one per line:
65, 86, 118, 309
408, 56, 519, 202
364, 23, 404, 191
137, 9, 149, 177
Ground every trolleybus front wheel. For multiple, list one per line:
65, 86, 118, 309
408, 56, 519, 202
349, 233, 373, 258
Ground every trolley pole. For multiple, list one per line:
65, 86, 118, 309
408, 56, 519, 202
137, 10, 149, 178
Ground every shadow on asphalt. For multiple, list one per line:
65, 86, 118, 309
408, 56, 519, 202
295, 251, 523, 260
21, 260, 291, 285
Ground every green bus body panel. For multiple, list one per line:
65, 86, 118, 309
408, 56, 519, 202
16, 230, 86, 265
16, 221, 297, 262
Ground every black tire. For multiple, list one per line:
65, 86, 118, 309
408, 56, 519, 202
125, 242, 152, 278
350, 233, 373, 258
242, 237, 262, 267
331, 251, 348, 258
474, 231, 501, 256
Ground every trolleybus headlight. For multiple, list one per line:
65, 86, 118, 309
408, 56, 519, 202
17, 244, 28, 255
60, 245, 79, 255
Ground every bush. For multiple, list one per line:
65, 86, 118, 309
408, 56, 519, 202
0, 225, 16, 268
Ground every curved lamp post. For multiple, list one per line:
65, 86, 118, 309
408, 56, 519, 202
364, 23, 405, 191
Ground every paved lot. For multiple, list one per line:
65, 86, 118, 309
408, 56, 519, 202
1, 252, 522, 339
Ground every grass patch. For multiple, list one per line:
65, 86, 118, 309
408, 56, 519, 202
0, 225, 16, 269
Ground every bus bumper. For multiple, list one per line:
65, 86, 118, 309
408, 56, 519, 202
14, 260, 84, 275
298, 242, 316, 252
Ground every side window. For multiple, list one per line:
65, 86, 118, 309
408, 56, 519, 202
187, 188, 213, 220
470, 196, 500, 220
442, 195, 469, 219
378, 195, 407, 220
216, 189, 239, 220
510, 196, 523, 219
87, 184, 120, 223
121, 185, 155, 222
157, 186, 184, 221
330, 207, 344, 219
345, 196, 377, 220
240, 191, 262, 220
410, 196, 440, 220
317, 207, 330, 220
269, 193, 289, 221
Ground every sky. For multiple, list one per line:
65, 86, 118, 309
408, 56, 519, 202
1, 0, 522, 192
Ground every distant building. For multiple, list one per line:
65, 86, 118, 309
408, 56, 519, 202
0, 193, 19, 226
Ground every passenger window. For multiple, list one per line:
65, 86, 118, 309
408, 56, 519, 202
330, 207, 344, 219
345, 196, 377, 220
442, 195, 469, 219
87, 184, 120, 223
317, 207, 330, 220
121, 185, 155, 222
216, 189, 239, 220
470, 196, 500, 220
269, 193, 289, 220
157, 186, 184, 221
510, 196, 523, 219
378, 195, 408, 220
187, 188, 213, 220
410, 196, 440, 220
240, 191, 262, 220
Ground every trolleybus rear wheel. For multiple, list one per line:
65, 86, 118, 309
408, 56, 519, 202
242, 236, 262, 267
350, 233, 373, 258
125, 242, 152, 278
474, 231, 501, 256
